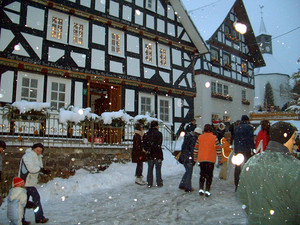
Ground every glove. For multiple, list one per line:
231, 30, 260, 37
40, 168, 51, 175
25, 201, 37, 209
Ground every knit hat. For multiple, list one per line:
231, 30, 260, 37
269, 121, 297, 144
13, 177, 25, 187
194, 127, 202, 134
241, 115, 249, 121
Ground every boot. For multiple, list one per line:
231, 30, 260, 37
135, 177, 146, 185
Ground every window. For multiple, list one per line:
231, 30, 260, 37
51, 16, 63, 40
21, 77, 38, 102
139, 93, 154, 115
146, 0, 156, 11
46, 77, 71, 110
47, 10, 68, 44
158, 44, 170, 69
242, 90, 246, 99
108, 28, 124, 57
143, 40, 156, 65
223, 85, 229, 95
111, 33, 121, 54
50, 82, 66, 109
217, 83, 223, 94
211, 82, 216, 94
241, 61, 248, 74
225, 25, 231, 35
69, 16, 89, 48
211, 48, 219, 61
223, 53, 231, 66
16, 72, 44, 102
223, 115, 231, 122
158, 96, 172, 124
141, 96, 152, 115
145, 42, 153, 62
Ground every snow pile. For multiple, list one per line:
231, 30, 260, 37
101, 109, 133, 125
133, 113, 163, 124
38, 150, 180, 201
59, 107, 99, 124
11, 100, 50, 113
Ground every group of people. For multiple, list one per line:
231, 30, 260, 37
0, 141, 50, 225
131, 115, 299, 224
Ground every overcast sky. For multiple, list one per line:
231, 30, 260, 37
181, 0, 300, 76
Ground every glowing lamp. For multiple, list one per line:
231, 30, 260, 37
231, 153, 245, 166
233, 21, 247, 34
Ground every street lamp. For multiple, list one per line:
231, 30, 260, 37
233, 21, 247, 34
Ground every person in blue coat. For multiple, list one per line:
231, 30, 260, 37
178, 127, 202, 192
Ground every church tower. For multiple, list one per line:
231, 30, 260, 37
256, 6, 273, 54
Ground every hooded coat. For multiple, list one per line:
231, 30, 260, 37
18, 148, 43, 187
143, 127, 163, 160
179, 132, 197, 163
131, 130, 147, 163
238, 141, 300, 224
234, 121, 255, 154
7, 187, 27, 225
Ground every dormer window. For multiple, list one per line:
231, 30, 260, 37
211, 48, 220, 66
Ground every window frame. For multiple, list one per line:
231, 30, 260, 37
157, 95, 173, 124
157, 43, 170, 69
138, 92, 155, 115
145, 0, 156, 12
46, 76, 71, 110
16, 72, 44, 102
47, 10, 69, 44
69, 16, 89, 49
143, 39, 157, 66
108, 28, 125, 58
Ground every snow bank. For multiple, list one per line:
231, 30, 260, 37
12, 100, 50, 113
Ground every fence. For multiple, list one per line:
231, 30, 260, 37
0, 107, 175, 152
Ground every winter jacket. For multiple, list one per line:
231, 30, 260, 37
7, 187, 27, 225
255, 130, 269, 153
238, 141, 300, 224
18, 148, 43, 187
0, 153, 2, 171
143, 128, 163, 160
179, 132, 197, 164
195, 132, 217, 163
221, 137, 232, 164
185, 122, 196, 133
234, 122, 255, 154
132, 130, 147, 163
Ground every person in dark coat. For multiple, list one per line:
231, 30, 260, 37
143, 121, 163, 187
132, 123, 147, 185
178, 127, 202, 192
185, 118, 197, 134
233, 115, 254, 191
238, 121, 300, 224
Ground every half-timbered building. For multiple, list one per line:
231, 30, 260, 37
0, 0, 208, 136
190, 0, 265, 127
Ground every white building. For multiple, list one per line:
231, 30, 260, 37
190, 0, 265, 127
254, 13, 291, 110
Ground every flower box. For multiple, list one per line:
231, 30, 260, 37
211, 93, 233, 101
242, 99, 250, 105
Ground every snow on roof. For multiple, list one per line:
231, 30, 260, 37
254, 53, 289, 75
186, 0, 236, 41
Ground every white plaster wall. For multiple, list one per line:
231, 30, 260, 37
109, 1, 119, 18
172, 49, 182, 66
4, 10, 19, 24
4, 2, 20, 11
74, 81, 83, 108
127, 57, 140, 77
0, 70, 14, 103
125, 89, 135, 112
95, 0, 105, 12
80, 0, 91, 7
135, 0, 143, 7
92, 24, 105, 45
195, 74, 255, 128
146, 15, 154, 30
91, 49, 105, 70
174, 98, 182, 117
157, 19, 165, 33
22, 33, 43, 59
26, 6, 44, 30
135, 11, 143, 25
167, 23, 175, 37
71, 52, 86, 67
254, 73, 290, 108
144, 67, 155, 79
123, 5, 132, 22
0, 28, 15, 51
48, 47, 65, 62
159, 71, 170, 83
110, 61, 123, 74
127, 35, 139, 53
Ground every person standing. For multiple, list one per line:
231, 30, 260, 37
233, 115, 254, 191
178, 127, 202, 192
19, 143, 50, 224
255, 120, 270, 153
185, 118, 197, 134
132, 123, 147, 185
238, 122, 300, 224
7, 177, 27, 225
143, 121, 163, 188
194, 124, 217, 197
219, 132, 232, 180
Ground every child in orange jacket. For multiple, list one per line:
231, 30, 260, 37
219, 132, 232, 180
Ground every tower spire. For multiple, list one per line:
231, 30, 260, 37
259, 5, 267, 35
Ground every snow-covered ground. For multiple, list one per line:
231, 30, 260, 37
0, 151, 247, 225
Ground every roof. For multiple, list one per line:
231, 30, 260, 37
181, 0, 265, 68
254, 53, 289, 75
185, 0, 236, 41
169, 0, 209, 54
